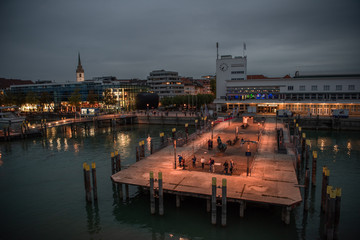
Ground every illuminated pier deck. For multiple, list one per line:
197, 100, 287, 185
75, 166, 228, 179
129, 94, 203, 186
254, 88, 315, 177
111, 118, 302, 221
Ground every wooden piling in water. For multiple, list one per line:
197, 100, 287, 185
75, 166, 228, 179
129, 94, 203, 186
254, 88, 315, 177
160, 132, 164, 146
221, 178, 227, 227
83, 163, 92, 203
211, 177, 217, 225
304, 168, 310, 211
158, 172, 164, 216
115, 151, 121, 172
91, 162, 98, 201
285, 206, 291, 225
136, 146, 140, 162
334, 188, 342, 239
239, 200, 245, 218
206, 199, 211, 212
111, 152, 116, 174
321, 167, 330, 211
305, 139, 310, 169
149, 171, 155, 214
325, 189, 336, 240
125, 184, 129, 200
312, 151, 317, 187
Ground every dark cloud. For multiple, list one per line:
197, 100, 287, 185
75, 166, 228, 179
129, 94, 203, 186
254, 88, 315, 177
0, 0, 359, 82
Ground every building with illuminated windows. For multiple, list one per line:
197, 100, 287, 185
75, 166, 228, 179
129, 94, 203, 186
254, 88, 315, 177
213, 54, 360, 115
147, 70, 184, 99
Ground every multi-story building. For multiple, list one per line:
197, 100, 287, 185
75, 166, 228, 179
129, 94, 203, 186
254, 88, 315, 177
215, 55, 247, 110
215, 73, 360, 116
147, 70, 184, 98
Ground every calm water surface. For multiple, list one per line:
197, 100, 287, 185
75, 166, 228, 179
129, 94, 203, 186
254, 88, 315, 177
0, 124, 359, 240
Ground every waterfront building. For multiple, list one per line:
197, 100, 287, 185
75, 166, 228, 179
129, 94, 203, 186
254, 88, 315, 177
147, 70, 184, 99
9, 79, 148, 112
76, 53, 85, 82
214, 72, 360, 116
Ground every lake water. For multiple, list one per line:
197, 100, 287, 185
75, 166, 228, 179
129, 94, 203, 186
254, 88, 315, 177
0, 124, 359, 240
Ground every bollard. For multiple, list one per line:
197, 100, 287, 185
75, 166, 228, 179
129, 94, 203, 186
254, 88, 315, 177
285, 206, 291, 225
222, 178, 227, 226
312, 151, 317, 187
211, 177, 217, 225
111, 152, 116, 174
136, 146, 140, 162
91, 162, 98, 201
326, 190, 337, 240
125, 184, 129, 200
239, 200, 245, 218
304, 168, 310, 211
158, 172, 164, 216
321, 168, 330, 211
334, 188, 342, 239
149, 171, 155, 214
83, 163, 92, 203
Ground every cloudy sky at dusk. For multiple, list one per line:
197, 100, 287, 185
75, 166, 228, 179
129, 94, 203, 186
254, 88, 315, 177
1, 0, 359, 82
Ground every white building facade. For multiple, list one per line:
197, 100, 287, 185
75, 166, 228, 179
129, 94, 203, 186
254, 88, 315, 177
215, 55, 247, 111
147, 70, 184, 99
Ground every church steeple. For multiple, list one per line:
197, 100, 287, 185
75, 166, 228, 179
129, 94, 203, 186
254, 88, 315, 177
76, 52, 84, 82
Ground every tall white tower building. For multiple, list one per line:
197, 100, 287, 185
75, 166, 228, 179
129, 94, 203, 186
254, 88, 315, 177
215, 55, 247, 111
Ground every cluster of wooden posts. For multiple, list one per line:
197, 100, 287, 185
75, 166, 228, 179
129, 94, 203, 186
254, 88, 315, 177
111, 151, 130, 200
292, 120, 342, 239
321, 167, 342, 240
83, 162, 98, 203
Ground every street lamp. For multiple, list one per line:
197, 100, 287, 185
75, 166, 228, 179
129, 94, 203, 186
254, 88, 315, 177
173, 139, 177, 169
211, 121, 214, 140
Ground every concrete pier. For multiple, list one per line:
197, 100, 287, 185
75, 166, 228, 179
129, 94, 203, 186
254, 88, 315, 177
111, 118, 302, 224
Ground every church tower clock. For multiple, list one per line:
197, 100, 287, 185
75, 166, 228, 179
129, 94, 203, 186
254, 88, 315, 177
76, 53, 84, 82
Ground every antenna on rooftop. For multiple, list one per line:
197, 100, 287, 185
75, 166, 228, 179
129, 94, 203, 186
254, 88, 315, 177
216, 42, 219, 60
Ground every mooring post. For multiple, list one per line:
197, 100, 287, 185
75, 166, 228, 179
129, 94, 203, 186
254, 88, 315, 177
160, 132, 164, 147
195, 119, 198, 134
206, 199, 211, 212
239, 200, 245, 218
136, 146, 140, 162
91, 162, 98, 201
321, 167, 330, 211
115, 150, 121, 172
158, 172, 164, 216
83, 163, 92, 203
149, 171, 155, 214
301, 132, 306, 162
305, 140, 310, 169
141, 140, 145, 157
211, 177, 217, 225
334, 188, 342, 239
111, 152, 115, 174
304, 168, 310, 211
312, 151, 317, 187
285, 206, 291, 225
185, 123, 189, 143
150, 139, 153, 154
325, 185, 332, 218
326, 189, 337, 240
222, 178, 227, 226
125, 184, 129, 200
176, 194, 180, 208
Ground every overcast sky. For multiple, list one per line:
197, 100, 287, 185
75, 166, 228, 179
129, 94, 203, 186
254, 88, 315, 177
1, 0, 359, 82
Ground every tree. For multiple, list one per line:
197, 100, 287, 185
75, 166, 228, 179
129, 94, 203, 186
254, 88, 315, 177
68, 89, 81, 112
103, 89, 116, 107
39, 92, 52, 112
87, 90, 98, 107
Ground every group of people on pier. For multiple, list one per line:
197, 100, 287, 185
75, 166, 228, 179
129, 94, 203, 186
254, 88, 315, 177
178, 153, 235, 175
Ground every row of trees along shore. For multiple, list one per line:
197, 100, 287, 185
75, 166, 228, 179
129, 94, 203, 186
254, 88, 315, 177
160, 94, 215, 109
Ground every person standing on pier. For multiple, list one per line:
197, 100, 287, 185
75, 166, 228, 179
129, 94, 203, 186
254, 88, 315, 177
192, 155, 196, 168
230, 159, 234, 175
201, 156, 205, 169
178, 155, 183, 167
223, 160, 229, 174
